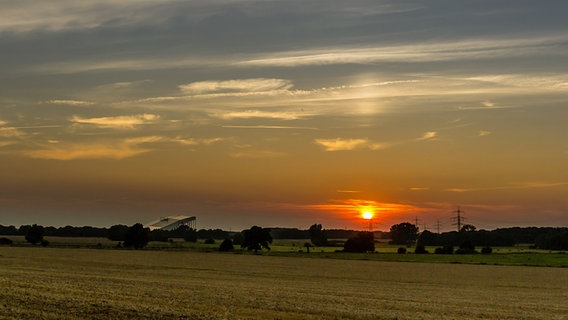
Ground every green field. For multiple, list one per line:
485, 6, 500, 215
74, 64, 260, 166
3, 236, 568, 267
1, 246, 567, 319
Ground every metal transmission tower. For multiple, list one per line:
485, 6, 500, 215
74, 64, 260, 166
451, 206, 466, 232
436, 220, 441, 234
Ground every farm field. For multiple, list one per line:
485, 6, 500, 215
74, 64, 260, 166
3, 235, 568, 267
1, 247, 567, 319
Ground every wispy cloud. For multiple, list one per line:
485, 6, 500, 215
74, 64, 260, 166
172, 137, 224, 146
223, 125, 317, 130
314, 138, 388, 152
229, 150, 286, 159
307, 198, 421, 216
70, 114, 159, 129
466, 74, 568, 91
478, 130, 492, 137
0, 127, 25, 138
23, 136, 161, 160
179, 78, 293, 94
212, 110, 309, 121
416, 131, 437, 141
45, 100, 94, 106
446, 181, 568, 193
337, 190, 361, 193
238, 36, 567, 67
0, 0, 192, 33
134, 78, 420, 110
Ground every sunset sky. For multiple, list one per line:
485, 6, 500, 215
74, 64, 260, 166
1, 0, 567, 231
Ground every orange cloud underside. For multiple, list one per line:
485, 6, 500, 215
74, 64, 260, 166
308, 199, 420, 223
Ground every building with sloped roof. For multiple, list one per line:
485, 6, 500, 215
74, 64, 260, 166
145, 215, 196, 231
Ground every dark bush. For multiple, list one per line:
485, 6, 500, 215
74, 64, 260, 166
0, 237, 13, 245
25, 224, 44, 245
456, 240, 476, 254
414, 245, 428, 254
435, 246, 454, 254
242, 226, 273, 252
219, 239, 234, 252
123, 223, 150, 249
481, 246, 493, 254
107, 224, 128, 241
204, 238, 215, 244
397, 247, 407, 254
343, 232, 374, 253
40, 239, 50, 247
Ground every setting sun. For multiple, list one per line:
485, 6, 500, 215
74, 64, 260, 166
362, 211, 373, 220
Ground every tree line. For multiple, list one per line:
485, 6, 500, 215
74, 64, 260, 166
1, 223, 567, 251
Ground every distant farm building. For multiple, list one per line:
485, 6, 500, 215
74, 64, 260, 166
145, 215, 196, 231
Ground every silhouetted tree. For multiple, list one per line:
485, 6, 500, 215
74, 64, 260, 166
304, 242, 313, 253
123, 223, 150, 249
343, 232, 375, 253
308, 224, 328, 246
25, 224, 44, 245
535, 231, 568, 250
460, 224, 477, 233
0, 225, 18, 235
0, 237, 13, 245
219, 239, 234, 252
183, 228, 198, 242
389, 222, 419, 245
417, 230, 439, 246
204, 238, 215, 244
397, 247, 407, 254
232, 232, 244, 245
108, 224, 129, 241
242, 226, 272, 252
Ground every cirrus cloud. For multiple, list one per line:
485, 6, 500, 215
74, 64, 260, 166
179, 78, 293, 95
70, 114, 159, 129
314, 138, 387, 151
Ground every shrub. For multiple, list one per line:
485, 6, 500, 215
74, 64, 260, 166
204, 238, 215, 244
343, 232, 375, 253
219, 239, 234, 252
397, 247, 407, 254
414, 245, 428, 254
123, 223, 150, 249
481, 246, 493, 254
0, 237, 13, 245
242, 226, 272, 252
455, 240, 476, 254
434, 246, 454, 254
107, 224, 128, 241
40, 240, 50, 247
25, 224, 44, 245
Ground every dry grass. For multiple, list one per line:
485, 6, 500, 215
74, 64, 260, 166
1, 247, 567, 319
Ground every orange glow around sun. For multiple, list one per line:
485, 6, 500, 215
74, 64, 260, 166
362, 211, 373, 220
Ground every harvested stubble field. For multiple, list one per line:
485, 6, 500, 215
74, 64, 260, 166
1, 247, 567, 320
